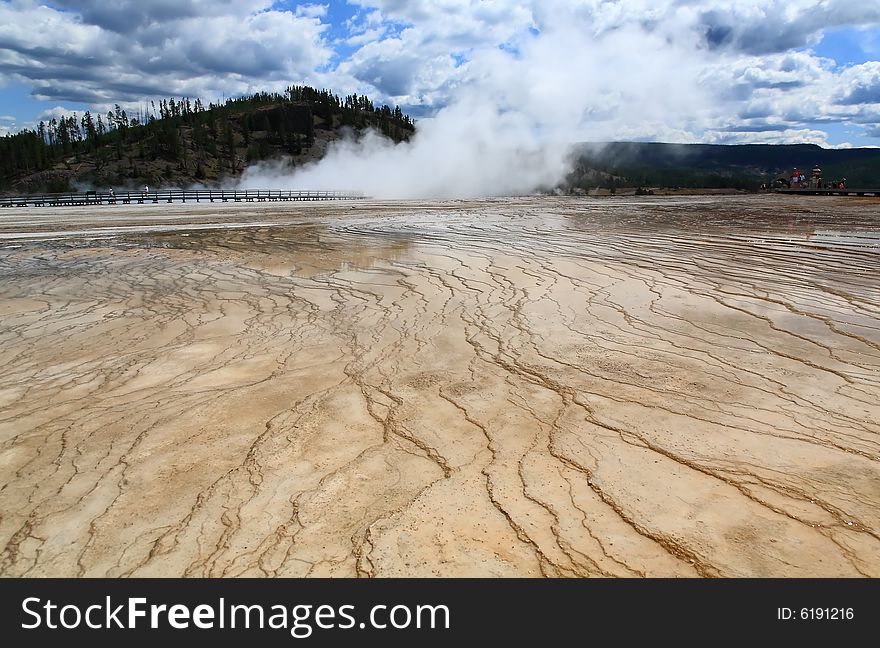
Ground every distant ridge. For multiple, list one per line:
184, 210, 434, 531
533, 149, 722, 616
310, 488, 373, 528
568, 142, 880, 191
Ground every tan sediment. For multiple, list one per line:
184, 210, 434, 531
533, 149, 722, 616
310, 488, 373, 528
0, 194, 878, 578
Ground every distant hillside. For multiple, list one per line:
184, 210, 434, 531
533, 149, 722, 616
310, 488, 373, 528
0, 86, 415, 194
567, 142, 880, 192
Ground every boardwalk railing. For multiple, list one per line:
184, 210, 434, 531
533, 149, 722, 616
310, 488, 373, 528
774, 187, 880, 197
0, 189, 365, 208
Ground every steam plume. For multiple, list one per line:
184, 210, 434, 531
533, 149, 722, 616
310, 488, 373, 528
238, 9, 708, 198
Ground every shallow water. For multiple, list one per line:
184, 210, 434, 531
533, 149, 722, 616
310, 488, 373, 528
1, 195, 878, 577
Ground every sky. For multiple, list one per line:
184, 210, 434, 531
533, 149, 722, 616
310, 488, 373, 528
1, 0, 879, 148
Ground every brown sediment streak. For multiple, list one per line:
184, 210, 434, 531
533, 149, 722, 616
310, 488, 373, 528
0, 194, 878, 578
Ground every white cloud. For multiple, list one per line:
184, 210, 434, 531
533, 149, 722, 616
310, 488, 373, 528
36, 106, 78, 122
295, 4, 329, 19
703, 127, 852, 148
0, 0, 333, 108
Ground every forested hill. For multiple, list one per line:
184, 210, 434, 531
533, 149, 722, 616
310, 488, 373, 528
567, 142, 880, 191
0, 86, 415, 193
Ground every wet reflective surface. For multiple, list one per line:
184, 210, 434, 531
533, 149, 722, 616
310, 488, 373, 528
1, 195, 878, 576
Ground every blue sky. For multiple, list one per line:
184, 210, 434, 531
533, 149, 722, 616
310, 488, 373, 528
1, 1, 879, 147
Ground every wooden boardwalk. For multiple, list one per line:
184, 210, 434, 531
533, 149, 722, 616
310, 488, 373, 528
0, 189, 364, 208
774, 187, 880, 197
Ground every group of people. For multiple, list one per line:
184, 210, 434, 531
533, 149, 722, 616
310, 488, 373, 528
787, 166, 846, 190
789, 166, 824, 188
97, 187, 151, 203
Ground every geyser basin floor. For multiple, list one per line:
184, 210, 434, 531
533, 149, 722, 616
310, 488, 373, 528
1, 195, 878, 577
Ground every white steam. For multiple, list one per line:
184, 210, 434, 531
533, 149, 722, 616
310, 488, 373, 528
238, 8, 710, 198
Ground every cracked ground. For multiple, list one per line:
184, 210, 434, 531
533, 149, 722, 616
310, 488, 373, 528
0, 195, 878, 577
